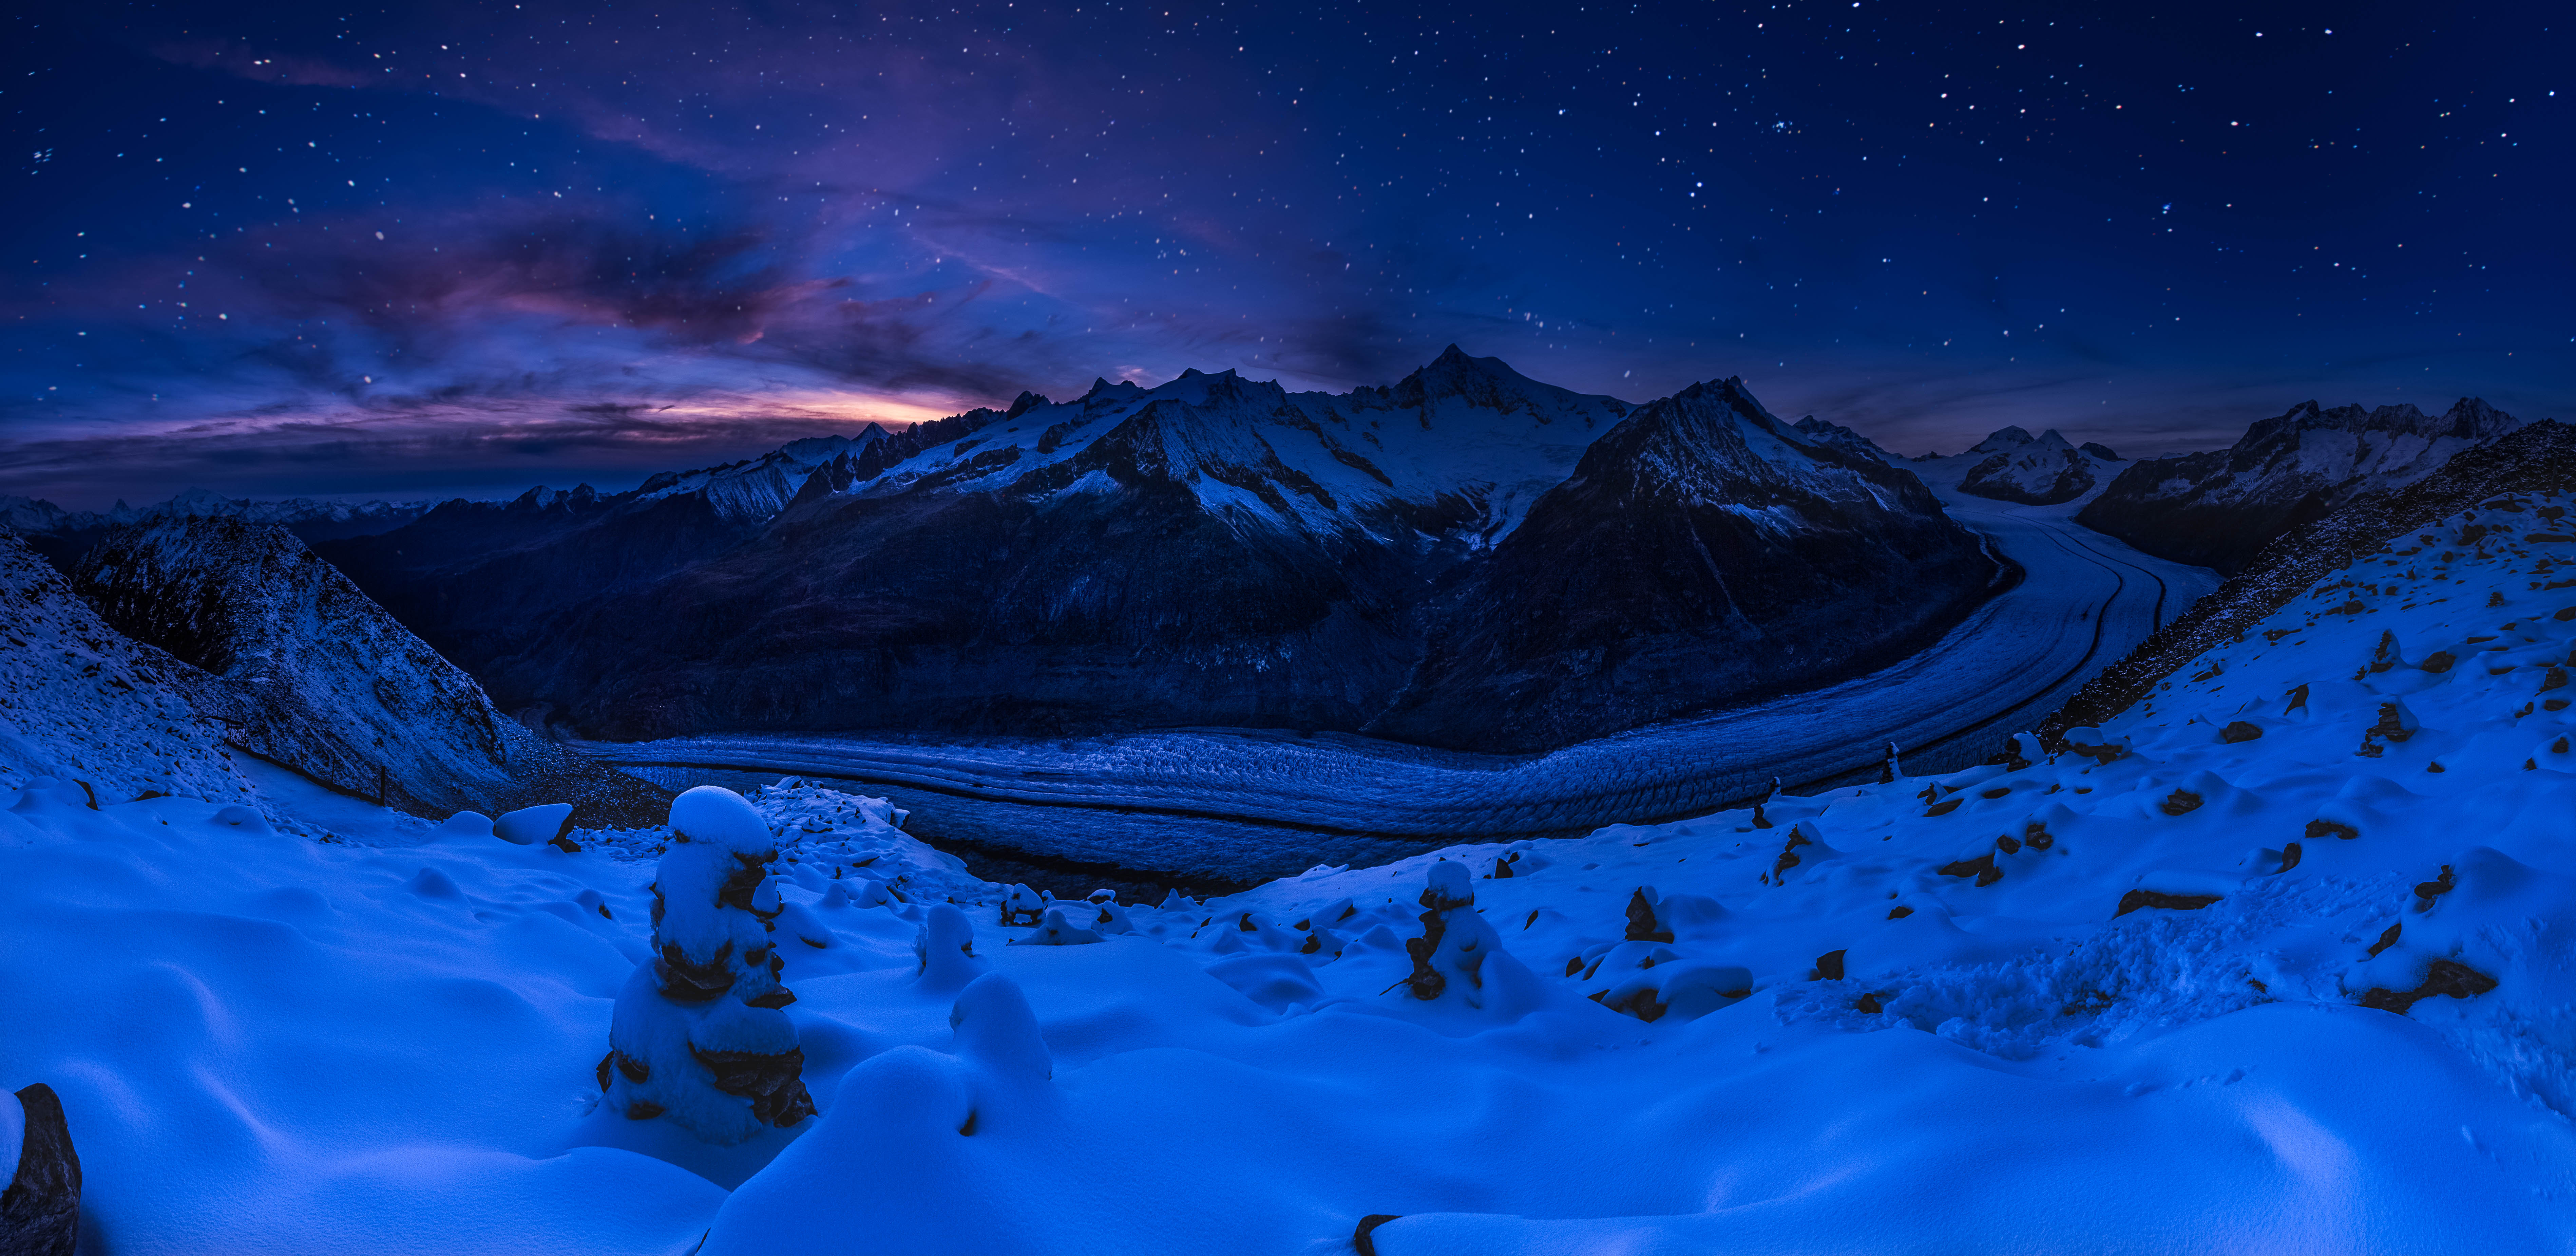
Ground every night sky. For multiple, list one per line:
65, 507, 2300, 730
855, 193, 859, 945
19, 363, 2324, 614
3, 1, 2567, 509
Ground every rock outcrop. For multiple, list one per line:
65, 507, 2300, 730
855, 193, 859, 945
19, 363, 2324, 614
0, 529, 255, 806
71, 517, 663, 824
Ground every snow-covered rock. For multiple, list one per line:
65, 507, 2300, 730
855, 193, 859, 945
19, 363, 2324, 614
70, 516, 663, 824
602, 786, 816, 1144
0, 529, 255, 807
2078, 395, 2524, 571
1957, 428, 2102, 505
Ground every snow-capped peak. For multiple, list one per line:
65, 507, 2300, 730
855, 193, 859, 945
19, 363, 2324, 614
1967, 426, 2038, 455
849, 349, 1633, 543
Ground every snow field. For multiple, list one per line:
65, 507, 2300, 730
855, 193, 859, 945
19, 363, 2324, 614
7, 500, 2576, 1252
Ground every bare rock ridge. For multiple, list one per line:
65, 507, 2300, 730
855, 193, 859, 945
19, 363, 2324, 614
2077, 397, 2523, 571
71, 516, 665, 824
318, 349, 2001, 753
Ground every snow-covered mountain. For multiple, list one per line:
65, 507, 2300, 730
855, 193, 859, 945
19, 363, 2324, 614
1898, 425, 2130, 512
1953, 427, 2116, 506
2077, 396, 2523, 571
0, 530, 257, 807
71, 516, 665, 824
1790, 414, 1901, 465
326, 349, 1997, 751
1371, 376, 2000, 747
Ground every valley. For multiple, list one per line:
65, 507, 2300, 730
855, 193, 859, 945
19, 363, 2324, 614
592, 488, 2217, 888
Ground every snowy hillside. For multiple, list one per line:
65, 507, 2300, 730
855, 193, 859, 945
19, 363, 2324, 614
2080, 396, 2522, 570
72, 516, 665, 824
7, 446, 2572, 1251
0, 530, 256, 807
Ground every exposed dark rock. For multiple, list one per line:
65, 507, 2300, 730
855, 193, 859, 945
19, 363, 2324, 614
2115, 889, 2222, 916
2221, 720, 2264, 743
2367, 923, 2402, 958
690, 1046, 818, 1128
0, 1084, 80, 1256
2357, 958, 2497, 1015
1354, 1214, 1402, 1256
1623, 888, 1675, 943
1812, 949, 1847, 981
2080, 442, 2123, 462
1398, 872, 1476, 1000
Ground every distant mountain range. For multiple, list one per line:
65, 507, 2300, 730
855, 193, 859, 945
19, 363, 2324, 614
2078, 397, 2522, 570
13, 358, 2537, 758
313, 348, 2002, 752
1, 486, 432, 569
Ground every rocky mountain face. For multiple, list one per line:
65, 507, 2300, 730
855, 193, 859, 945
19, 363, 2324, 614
1955, 428, 2113, 506
4, 487, 431, 570
1368, 377, 2002, 749
0, 530, 258, 806
2076, 397, 2523, 571
72, 517, 665, 824
313, 402, 1020, 671
320, 350, 1998, 753
1790, 415, 1900, 466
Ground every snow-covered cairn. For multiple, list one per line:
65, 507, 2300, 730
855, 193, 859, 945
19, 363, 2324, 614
598, 786, 816, 1142
1391, 861, 1541, 1014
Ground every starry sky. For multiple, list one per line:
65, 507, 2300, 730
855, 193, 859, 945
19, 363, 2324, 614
3, 0, 2568, 508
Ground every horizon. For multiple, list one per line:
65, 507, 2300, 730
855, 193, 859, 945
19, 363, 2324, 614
2, 343, 2537, 512
5, 1, 2568, 507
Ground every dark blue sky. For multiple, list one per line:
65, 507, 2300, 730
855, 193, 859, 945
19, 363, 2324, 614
3, 0, 2568, 508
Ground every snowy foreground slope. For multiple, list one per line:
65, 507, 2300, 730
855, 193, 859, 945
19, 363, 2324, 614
8, 501, 2576, 1251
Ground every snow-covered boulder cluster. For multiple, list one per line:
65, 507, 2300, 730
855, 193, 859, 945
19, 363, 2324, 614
601, 787, 817, 1143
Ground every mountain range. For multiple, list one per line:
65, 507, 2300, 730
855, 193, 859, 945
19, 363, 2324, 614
2077, 397, 2521, 570
316, 348, 2002, 753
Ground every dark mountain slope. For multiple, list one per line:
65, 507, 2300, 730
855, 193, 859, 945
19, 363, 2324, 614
1369, 377, 1998, 749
